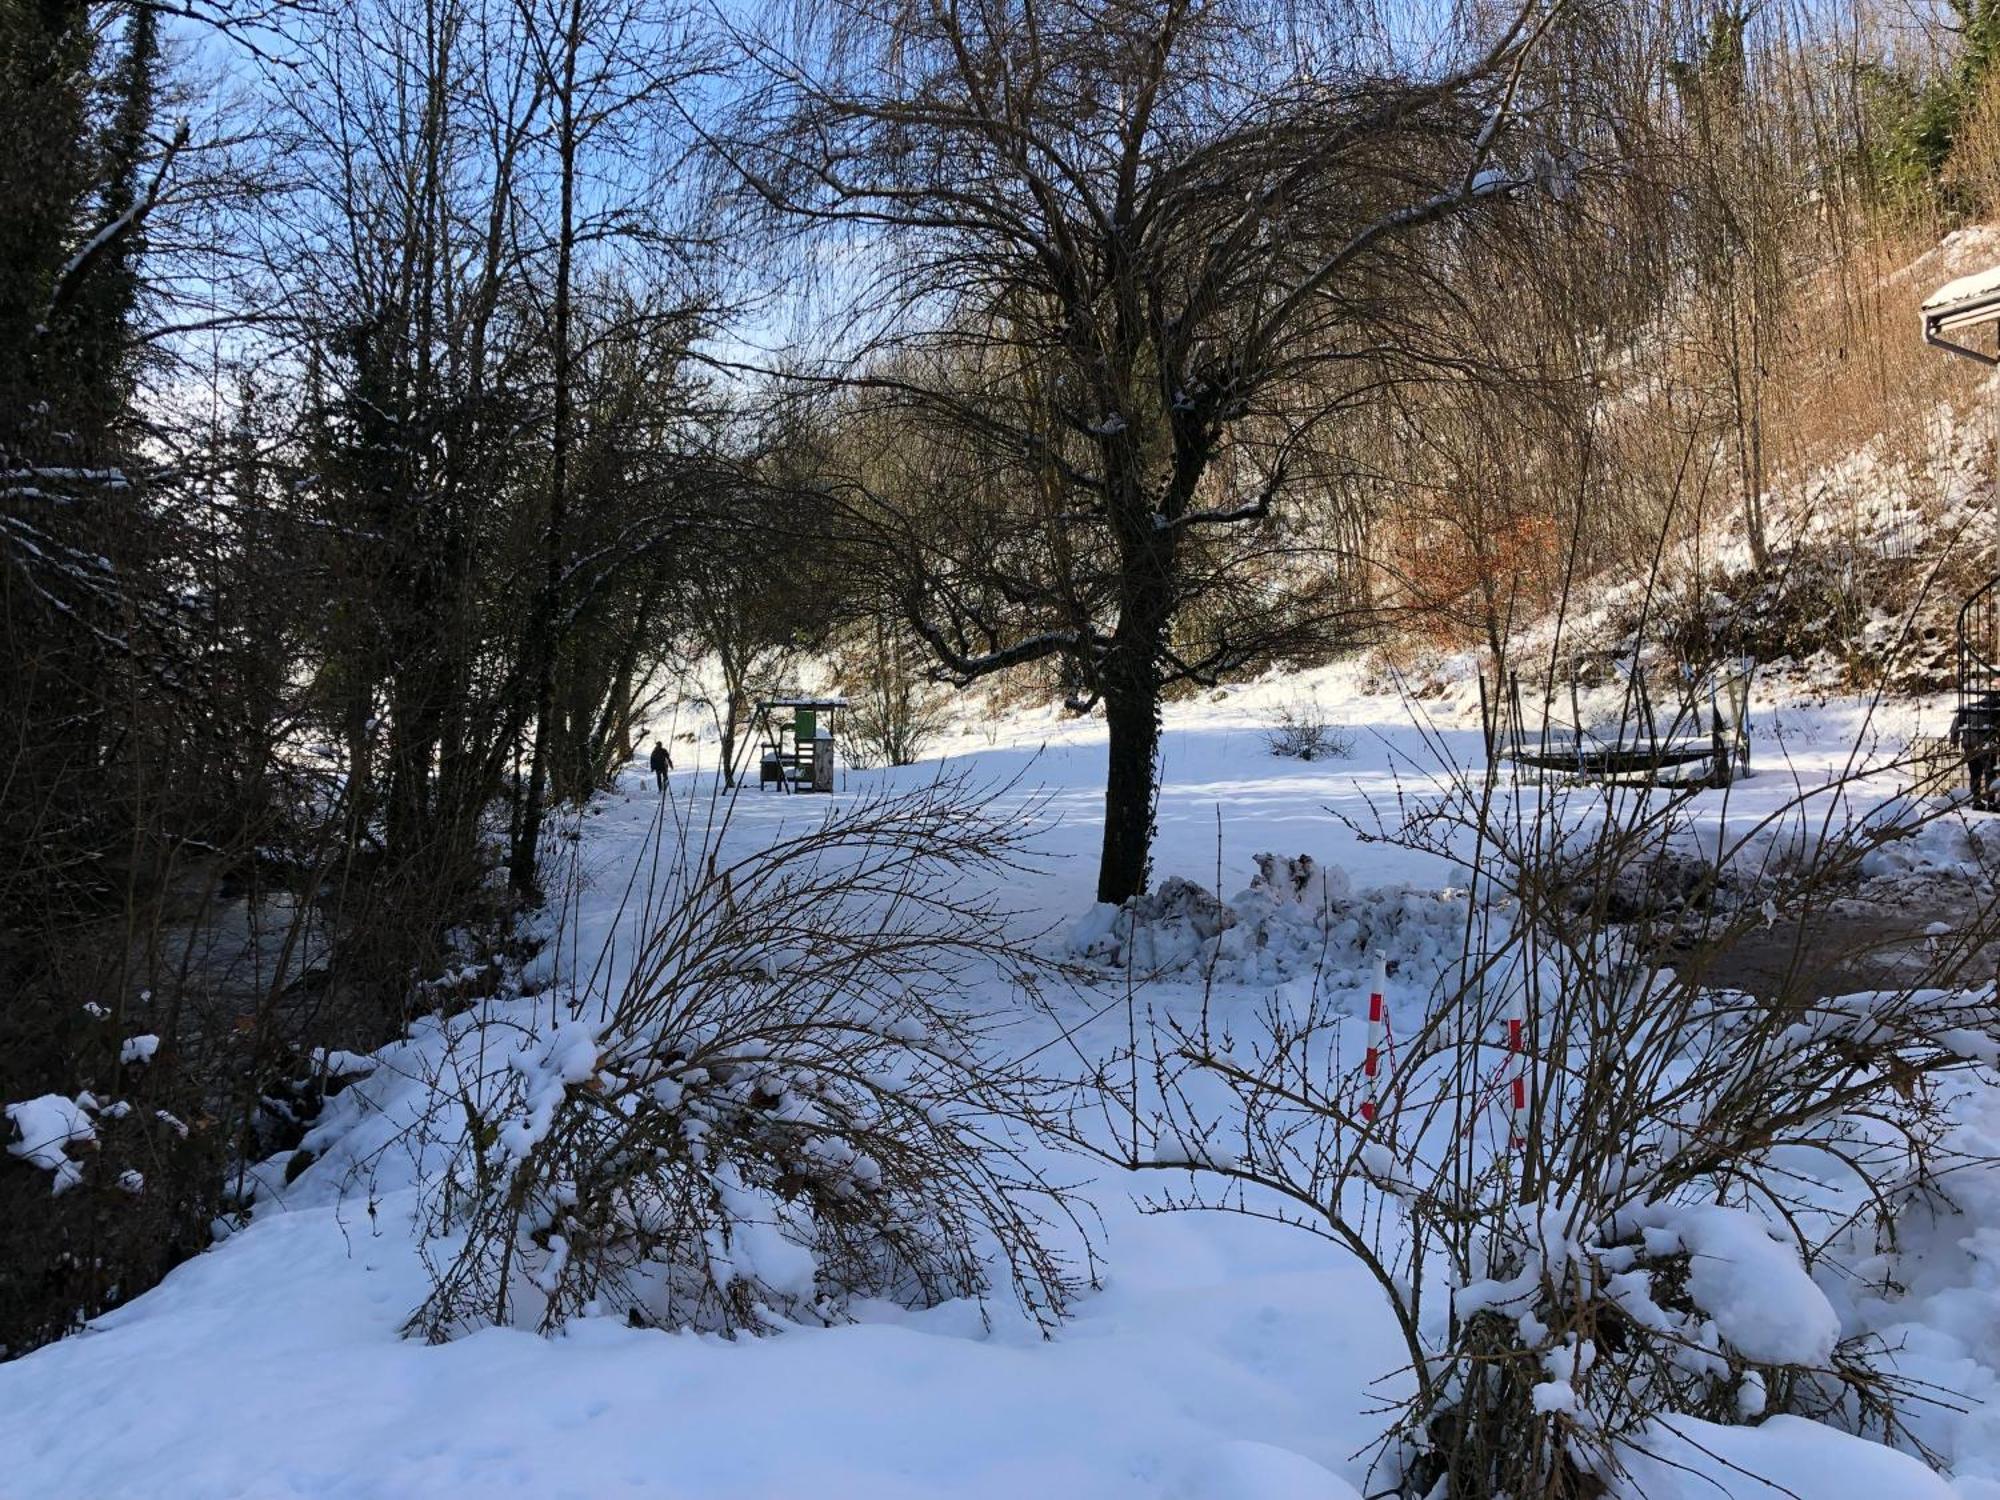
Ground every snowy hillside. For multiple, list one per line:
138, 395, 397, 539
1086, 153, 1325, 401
5, 670, 2000, 1500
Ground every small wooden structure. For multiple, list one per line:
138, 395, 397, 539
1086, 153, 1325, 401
752, 695, 846, 793
1481, 656, 1753, 788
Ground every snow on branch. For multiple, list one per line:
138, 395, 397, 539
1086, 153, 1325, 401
37, 120, 190, 341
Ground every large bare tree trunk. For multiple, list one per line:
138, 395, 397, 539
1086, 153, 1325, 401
1097, 485, 1173, 902
1098, 664, 1160, 905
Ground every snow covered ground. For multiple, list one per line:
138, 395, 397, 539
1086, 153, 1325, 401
3, 667, 1998, 1500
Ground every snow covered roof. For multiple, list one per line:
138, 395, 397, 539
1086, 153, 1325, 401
1924, 263, 2000, 312
1923, 263, 2000, 363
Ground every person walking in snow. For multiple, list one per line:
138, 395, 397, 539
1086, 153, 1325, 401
649, 739, 672, 792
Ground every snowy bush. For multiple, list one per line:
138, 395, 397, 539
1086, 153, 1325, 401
409, 776, 1090, 1340
1264, 698, 1353, 761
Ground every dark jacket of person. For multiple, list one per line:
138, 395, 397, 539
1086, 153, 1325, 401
649, 743, 671, 777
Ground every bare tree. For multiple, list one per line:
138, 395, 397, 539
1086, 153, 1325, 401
713, 0, 1570, 903
261, 0, 723, 932
505, 0, 721, 890
0, 0, 335, 1358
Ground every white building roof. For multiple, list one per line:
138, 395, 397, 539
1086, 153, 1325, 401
1924, 264, 2000, 314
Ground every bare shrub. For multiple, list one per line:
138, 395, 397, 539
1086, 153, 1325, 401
841, 613, 953, 769
1115, 661, 2000, 1496
409, 774, 1093, 1341
1265, 698, 1354, 762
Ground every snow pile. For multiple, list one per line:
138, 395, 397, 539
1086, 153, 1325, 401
1613, 1414, 1957, 1500
1068, 853, 1469, 992
1860, 807, 2000, 882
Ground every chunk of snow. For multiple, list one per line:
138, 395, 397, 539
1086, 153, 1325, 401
1631, 1203, 1838, 1366
1148, 1138, 1234, 1171
120, 1034, 159, 1066
6, 1094, 97, 1194
1531, 1379, 1578, 1415
1736, 1368, 1767, 1418
309, 1048, 376, 1079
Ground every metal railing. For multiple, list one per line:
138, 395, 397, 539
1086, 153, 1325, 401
1958, 574, 2000, 731
1953, 576, 2000, 808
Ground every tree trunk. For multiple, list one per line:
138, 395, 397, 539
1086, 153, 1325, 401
1096, 659, 1159, 906
719, 695, 741, 789
510, 0, 583, 897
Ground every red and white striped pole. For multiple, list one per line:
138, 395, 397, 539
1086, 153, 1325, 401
1361, 952, 1388, 1124
1505, 1010, 1528, 1150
